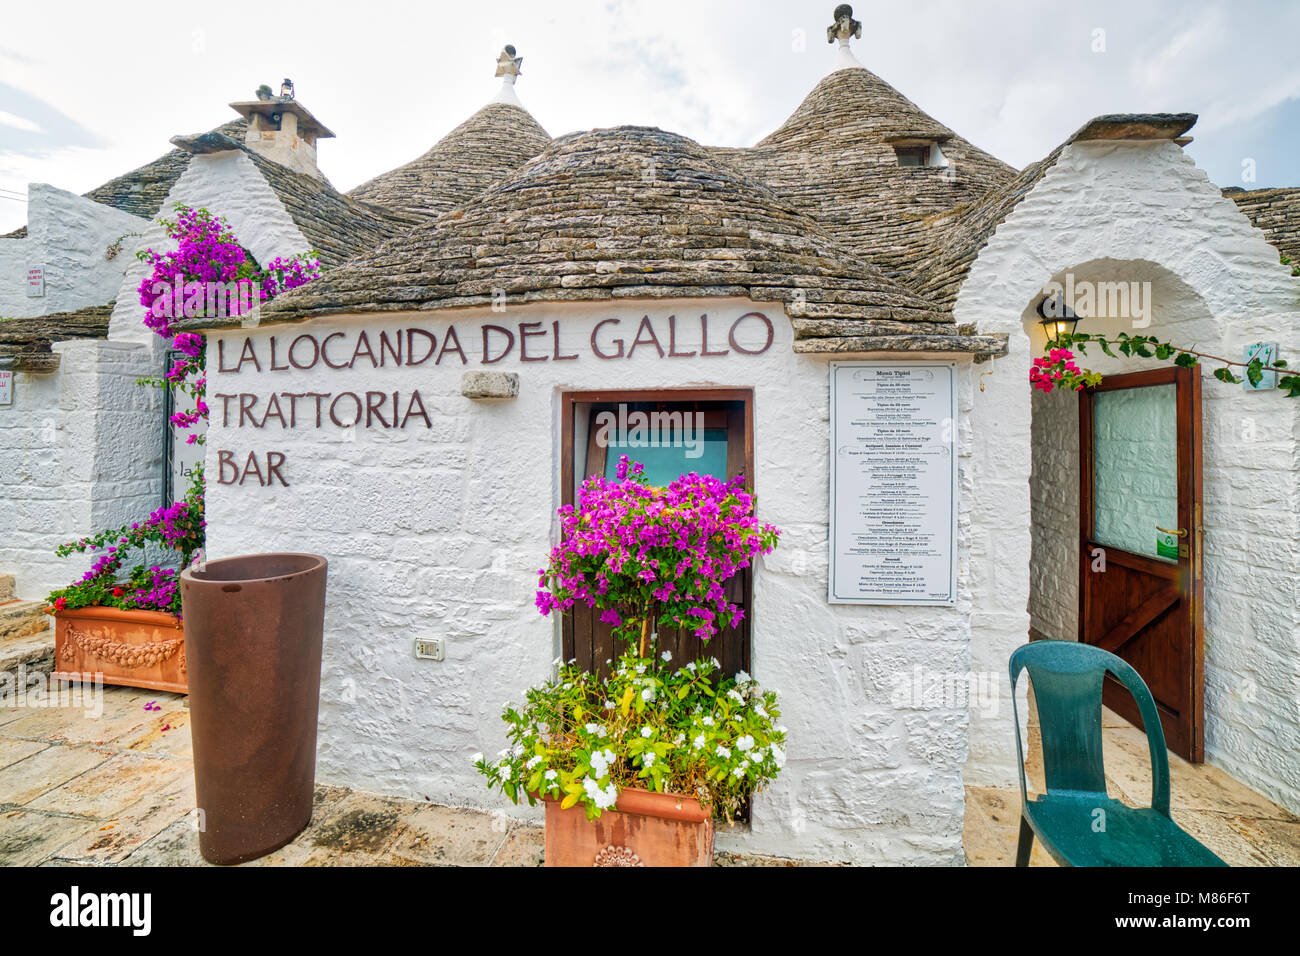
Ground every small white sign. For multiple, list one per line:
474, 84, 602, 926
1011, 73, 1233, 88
0, 370, 13, 405
829, 362, 958, 606
26, 266, 44, 297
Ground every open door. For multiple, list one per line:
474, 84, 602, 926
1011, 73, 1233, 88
1079, 367, 1204, 761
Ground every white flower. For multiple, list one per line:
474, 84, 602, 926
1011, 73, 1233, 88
734, 669, 753, 685
544, 769, 558, 781
641, 688, 654, 701
470, 752, 484, 764
732, 765, 746, 778
640, 727, 653, 738
686, 661, 697, 673
635, 664, 647, 675
693, 734, 706, 748
674, 733, 685, 746
511, 744, 525, 757
716, 745, 731, 758
499, 763, 512, 779
552, 656, 563, 668
736, 735, 754, 752
604, 700, 615, 710
526, 754, 543, 769
582, 775, 618, 809
702, 716, 714, 726
727, 689, 744, 703
661, 650, 672, 662
771, 745, 785, 768
754, 703, 769, 720
710, 657, 721, 669
643, 752, 656, 767
497, 747, 510, 758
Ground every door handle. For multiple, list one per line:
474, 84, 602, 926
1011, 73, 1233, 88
1156, 526, 1188, 537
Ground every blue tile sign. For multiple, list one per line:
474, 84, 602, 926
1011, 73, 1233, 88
1244, 342, 1279, 390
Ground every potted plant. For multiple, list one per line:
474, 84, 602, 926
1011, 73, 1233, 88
45, 472, 204, 694
475, 457, 784, 866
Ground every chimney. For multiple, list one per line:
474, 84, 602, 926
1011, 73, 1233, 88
228, 80, 335, 179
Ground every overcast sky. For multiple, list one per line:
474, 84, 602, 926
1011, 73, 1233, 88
1, 0, 1297, 233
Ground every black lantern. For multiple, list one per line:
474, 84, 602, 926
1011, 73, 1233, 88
1037, 292, 1080, 345
280, 78, 295, 100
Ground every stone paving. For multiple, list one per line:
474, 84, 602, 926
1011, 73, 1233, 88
1, 682, 1294, 866
963, 705, 1300, 866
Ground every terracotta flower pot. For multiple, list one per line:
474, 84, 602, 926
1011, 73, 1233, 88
52, 606, 187, 694
179, 553, 327, 865
544, 788, 714, 867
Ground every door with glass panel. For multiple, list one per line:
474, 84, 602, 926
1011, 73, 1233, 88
560, 391, 752, 679
1080, 367, 1204, 761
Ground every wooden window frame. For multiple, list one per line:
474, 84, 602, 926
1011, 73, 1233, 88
558, 387, 756, 673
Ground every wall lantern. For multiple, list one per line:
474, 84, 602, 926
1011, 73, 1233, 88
1037, 292, 1080, 345
280, 78, 295, 100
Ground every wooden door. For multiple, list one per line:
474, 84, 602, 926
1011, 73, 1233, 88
559, 391, 753, 678
1079, 367, 1204, 761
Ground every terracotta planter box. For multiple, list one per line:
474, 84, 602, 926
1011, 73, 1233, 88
544, 788, 714, 867
52, 606, 187, 694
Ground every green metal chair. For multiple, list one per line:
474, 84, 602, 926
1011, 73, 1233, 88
1009, 640, 1226, 867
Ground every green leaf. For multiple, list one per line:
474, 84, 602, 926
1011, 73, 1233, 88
1174, 352, 1199, 368
1213, 367, 1242, 385
1246, 358, 1264, 388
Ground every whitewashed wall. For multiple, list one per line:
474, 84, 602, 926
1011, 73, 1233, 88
0, 340, 161, 600
961, 139, 1300, 813
203, 298, 983, 864
0, 185, 146, 318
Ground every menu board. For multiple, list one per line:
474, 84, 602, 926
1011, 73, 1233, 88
829, 363, 957, 605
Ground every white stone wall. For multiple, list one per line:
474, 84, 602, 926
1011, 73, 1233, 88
0, 340, 161, 600
961, 139, 1300, 813
203, 298, 982, 864
107, 149, 312, 346
0, 185, 147, 318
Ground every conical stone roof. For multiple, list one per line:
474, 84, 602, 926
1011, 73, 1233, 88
713, 65, 1015, 280
348, 103, 551, 220
256, 125, 1005, 354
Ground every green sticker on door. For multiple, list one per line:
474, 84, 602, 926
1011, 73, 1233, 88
1156, 531, 1180, 559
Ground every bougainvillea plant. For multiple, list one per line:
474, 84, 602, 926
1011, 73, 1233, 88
135, 204, 322, 446
46, 471, 206, 617
536, 456, 781, 655
478, 456, 785, 819
475, 650, 786, 821
47, 205, 321, 615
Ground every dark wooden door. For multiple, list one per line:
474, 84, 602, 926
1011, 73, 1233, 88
560, 391, 753, 678
1079, 367, 1204, 761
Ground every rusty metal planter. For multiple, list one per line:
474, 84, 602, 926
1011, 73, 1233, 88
544, 788, 714, 867
52, 606, 187, 694
179, 553, 327, 865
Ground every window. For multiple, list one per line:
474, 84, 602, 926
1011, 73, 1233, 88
559, 389, 753, 679
895, 145, 929, 167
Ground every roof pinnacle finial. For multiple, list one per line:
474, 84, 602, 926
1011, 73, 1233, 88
491, 44, 525, 107
826, 4, 866, 71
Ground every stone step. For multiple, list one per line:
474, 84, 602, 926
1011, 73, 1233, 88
0, 574, 14, 602
0, 599, 50, 643
0, 626, 55, 678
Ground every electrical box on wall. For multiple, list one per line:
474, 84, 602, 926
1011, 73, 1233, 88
413, 637, 444, 662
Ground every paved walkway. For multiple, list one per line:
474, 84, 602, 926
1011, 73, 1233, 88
1, 683, 1294, 866
0, 684, 791, 866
